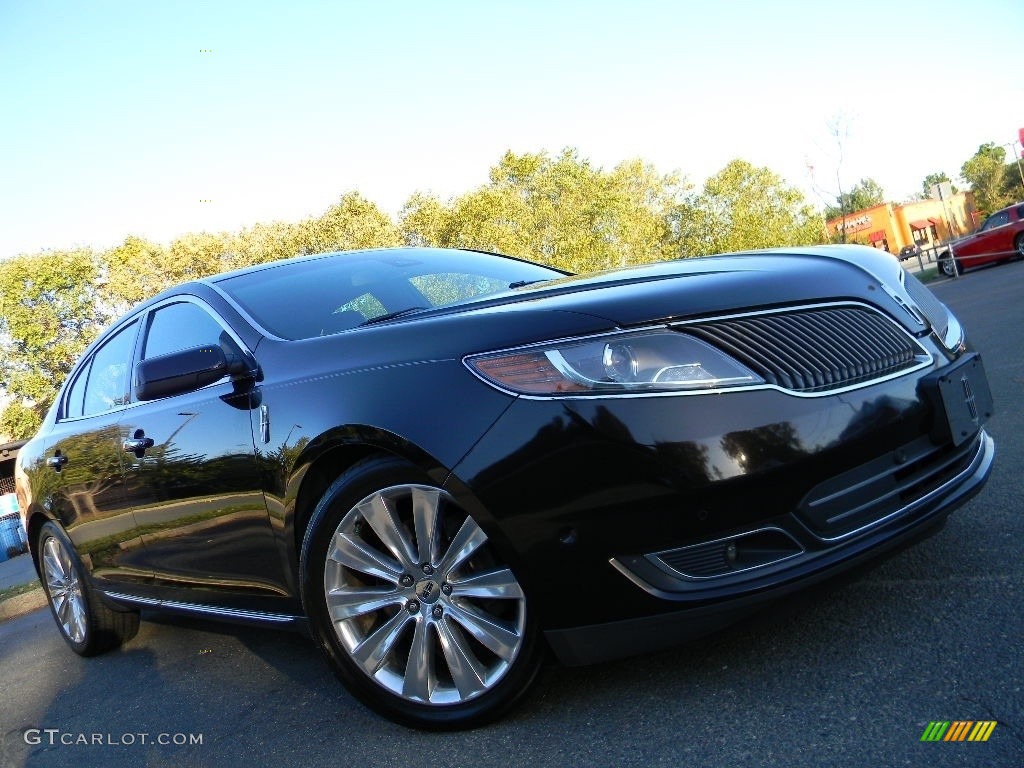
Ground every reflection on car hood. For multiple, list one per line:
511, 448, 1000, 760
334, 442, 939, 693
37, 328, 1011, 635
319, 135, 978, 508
472, 245, 924, 333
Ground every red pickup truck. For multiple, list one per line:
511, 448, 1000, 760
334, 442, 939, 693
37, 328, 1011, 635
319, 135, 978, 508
939, 202, 1024, 276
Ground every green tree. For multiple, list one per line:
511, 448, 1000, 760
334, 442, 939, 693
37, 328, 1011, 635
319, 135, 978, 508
961, 143, 1008, 215
292, 192, 401, 255
399, 149, 685, 272
824, 177, 885, 221
165, 231, 237, 280
99, 231, 235, 315
399, 192, 455, 248
0, 250, 103, 438
229, 220, 303, 267
102, 235, 170, 315
998, 158, 1024, 205
676, 159, 825, 257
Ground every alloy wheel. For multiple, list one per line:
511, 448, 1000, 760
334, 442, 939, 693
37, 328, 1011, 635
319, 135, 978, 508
323, 484, 527, 706
41, 534, 87, 644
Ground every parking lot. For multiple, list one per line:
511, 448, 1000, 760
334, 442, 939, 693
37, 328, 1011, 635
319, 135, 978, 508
1, 262, 1022, 768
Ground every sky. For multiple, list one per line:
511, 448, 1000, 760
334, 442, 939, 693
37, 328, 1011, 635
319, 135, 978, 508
1, 0, 1021, 260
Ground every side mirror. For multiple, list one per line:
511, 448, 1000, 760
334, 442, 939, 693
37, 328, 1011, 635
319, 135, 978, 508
135, 345, 229, 401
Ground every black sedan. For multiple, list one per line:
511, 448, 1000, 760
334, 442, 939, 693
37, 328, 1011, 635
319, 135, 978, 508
14, 245, 994, 729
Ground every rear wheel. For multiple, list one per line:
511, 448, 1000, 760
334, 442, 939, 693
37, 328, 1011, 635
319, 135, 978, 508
37, 521, 139, 656
1015, 233, 1024, 258
301, 456, 542, 729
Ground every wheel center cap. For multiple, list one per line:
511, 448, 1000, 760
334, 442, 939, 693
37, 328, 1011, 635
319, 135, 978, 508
415, 579, 441, 604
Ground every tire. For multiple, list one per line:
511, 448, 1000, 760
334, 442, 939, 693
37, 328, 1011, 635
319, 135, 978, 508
939, 253, 958, 277
1015, 233, 1024, 259
300, 455, 542, 730
37, 521, 140, 656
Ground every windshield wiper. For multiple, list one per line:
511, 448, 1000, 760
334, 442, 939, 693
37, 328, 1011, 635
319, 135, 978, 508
508, 279, 549, 289
360, 306, 429, 326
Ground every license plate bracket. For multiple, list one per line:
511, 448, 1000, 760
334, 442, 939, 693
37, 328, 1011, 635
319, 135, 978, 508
921, 353, 994, 446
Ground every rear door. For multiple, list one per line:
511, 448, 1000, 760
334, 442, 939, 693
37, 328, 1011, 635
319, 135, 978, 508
40, 318, 155, 593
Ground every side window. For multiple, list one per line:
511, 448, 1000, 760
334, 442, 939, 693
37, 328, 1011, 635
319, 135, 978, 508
82, 320, 139, 417
63, 359, 92, 419
981, 211, 1009, 231
143, 301, 227, 360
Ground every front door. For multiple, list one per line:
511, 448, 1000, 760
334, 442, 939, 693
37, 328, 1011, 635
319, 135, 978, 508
121, 299, 289, 613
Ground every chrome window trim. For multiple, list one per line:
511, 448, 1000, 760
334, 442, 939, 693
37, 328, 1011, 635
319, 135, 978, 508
55, 294, 257, 423
58, 317, 143, 422
206, 282, 289, 342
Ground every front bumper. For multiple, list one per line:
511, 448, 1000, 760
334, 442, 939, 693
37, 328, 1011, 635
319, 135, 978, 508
540, 430, 992, 666
447, 343, 995, 664
552, 430, 991, 663
546, 429, 989, 665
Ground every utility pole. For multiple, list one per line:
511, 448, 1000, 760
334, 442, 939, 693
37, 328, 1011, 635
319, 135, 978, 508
931, 181, 958, 278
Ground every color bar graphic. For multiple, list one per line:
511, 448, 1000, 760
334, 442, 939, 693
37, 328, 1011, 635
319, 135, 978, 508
920, 721, 996, 742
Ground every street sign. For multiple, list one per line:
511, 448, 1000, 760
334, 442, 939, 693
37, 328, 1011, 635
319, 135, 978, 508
929, 181, 953, 201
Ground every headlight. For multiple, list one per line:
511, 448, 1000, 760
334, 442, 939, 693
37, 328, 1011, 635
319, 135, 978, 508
466, 330, 764, 395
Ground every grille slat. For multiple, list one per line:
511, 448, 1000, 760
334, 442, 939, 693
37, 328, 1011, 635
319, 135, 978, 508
803, 312, 868, 380
784, 314, 848, 384
754, 316, 830, 389
798, 433, 983, 538
682, 304, 923, 394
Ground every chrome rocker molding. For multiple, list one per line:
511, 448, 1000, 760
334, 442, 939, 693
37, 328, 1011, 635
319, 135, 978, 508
102, 591, 305, 627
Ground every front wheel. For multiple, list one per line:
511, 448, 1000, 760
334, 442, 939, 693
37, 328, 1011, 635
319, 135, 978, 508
300, 456, 542, 729
37, 521, 139, 656
939, 253, 959, 277
1015, 233, 1024, 258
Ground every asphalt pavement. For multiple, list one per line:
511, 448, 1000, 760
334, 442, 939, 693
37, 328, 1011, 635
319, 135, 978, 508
0, 261, 1021, 768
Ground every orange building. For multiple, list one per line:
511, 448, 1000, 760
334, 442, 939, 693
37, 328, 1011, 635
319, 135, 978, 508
826, 192, 977, 254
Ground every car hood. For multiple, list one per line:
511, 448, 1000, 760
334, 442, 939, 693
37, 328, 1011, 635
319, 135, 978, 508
465, 245, 926, 333
272, 245, 930, 371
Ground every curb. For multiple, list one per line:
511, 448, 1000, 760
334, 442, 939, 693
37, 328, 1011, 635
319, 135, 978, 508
0, 587, 46, 622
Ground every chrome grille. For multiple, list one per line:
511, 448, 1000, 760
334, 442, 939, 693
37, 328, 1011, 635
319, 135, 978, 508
0, 476, 14, 496
682, 305, 924, 393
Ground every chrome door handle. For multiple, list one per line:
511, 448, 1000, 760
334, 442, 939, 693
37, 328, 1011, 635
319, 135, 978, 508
46, 453, 69, 470
123, 437, 154, 453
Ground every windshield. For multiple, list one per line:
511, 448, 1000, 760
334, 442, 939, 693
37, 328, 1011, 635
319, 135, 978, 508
215, 248, 563, 340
